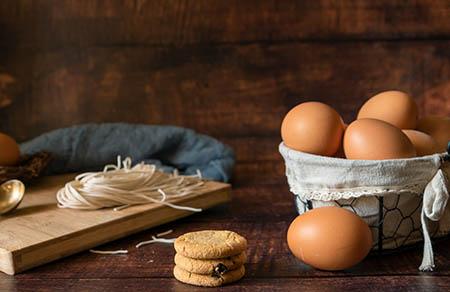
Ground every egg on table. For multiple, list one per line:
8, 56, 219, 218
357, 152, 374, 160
357, 90, 418, 129
417, 116, 450, 153
281, 102, 345, 156
344, 119, 416, 160
402, 130, 438, 156
0, 132, 20, 166
287, 206, 372, 271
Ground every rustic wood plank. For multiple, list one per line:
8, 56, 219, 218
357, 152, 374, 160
0, 183, 448, 280
1, 0, 450, 48
2, 228, 450, 279
1, 275, 450, 291
233, 160, 285, 186
0, 174, 230, 275
0, 1, 448, 290
221, 136, 286, 185
0, 42, 449, 141
222, 136, 281, 163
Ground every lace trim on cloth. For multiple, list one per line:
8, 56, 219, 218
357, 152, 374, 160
289, 183, 427, 201
280, 142, 450, 272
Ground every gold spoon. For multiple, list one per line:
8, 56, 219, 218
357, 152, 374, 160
0, 180, 25, 215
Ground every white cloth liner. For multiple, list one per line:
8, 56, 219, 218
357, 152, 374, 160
279, 142, 450, 271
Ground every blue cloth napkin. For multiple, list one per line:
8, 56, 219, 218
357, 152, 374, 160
20, 123, 235, 182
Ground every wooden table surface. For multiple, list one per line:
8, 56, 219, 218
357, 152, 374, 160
1, 178, 449, 291
0, 1, 449, 290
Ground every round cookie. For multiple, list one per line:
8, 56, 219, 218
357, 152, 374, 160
173, 265, 245, 287
175, 252, 247, 276
175, 230, 247, 259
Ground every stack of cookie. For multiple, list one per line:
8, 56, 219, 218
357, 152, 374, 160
173, 230, 247, 287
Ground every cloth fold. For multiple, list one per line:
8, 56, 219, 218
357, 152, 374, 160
280, 142, 450, 271
420, 168, 449, 271
20, 123, 235, 183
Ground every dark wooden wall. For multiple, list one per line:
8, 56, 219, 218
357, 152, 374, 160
0, 0, 449, 185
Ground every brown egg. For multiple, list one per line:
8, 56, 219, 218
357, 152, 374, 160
417, 116, 450, 153
281, 102, 345, 156
333, 123, 348, 158
402, 130, 439, 156
287, 206, 372, 271
357, 91, 418, 129
0, 132, 20, 166
344, 119, 416, 160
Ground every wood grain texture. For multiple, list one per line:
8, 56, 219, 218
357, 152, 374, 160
0, 174, 230, 275
1, 0, 450, 48
0, 1, 449, 290
0, 42, 449, 142
2, 276, 450, 292
0, 182, 449, 291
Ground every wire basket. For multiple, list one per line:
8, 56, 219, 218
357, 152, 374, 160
279, 142, 450, 270
295, 194, 440, 253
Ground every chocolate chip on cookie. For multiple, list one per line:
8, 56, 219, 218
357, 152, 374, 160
173, 265, 245, 287
174, 252, 246, 275
173, 230, 247, 287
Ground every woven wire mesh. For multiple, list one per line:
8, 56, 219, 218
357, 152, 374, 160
296, 193, 440, 252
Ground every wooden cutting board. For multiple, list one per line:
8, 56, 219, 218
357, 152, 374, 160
0, 174, 231, 275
